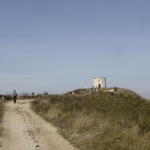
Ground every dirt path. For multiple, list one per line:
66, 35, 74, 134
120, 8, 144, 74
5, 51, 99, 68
0, 100, 77, 150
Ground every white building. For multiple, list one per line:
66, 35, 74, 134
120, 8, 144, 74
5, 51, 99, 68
93, 77, 107, 89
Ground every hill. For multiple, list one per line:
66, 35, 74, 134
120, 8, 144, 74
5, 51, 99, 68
32, 88, 150, 150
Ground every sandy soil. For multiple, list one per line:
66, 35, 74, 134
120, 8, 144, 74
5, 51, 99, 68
0, 100, 77, 150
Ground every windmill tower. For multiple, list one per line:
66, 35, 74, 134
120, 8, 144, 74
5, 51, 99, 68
93, 77, 107, 89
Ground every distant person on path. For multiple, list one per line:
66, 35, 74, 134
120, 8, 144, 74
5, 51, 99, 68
12, 90, 18, 104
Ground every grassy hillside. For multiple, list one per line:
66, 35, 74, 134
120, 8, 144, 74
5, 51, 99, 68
32, 89, 150, 150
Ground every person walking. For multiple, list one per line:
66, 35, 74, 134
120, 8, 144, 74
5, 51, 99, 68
12, 90, 18, 104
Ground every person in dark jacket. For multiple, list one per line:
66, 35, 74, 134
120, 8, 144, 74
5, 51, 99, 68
13, 90, 18, 104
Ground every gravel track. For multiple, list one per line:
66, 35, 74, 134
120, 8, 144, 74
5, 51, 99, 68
0, 100, 77, 150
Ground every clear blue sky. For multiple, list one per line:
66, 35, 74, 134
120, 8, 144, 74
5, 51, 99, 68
0, 0, 150, 97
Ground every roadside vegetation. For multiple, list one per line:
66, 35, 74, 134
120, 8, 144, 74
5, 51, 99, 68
32, 88, 150, 150
0, 100, 4, 136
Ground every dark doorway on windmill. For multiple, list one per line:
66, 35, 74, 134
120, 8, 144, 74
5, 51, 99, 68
98, 84, 101, 89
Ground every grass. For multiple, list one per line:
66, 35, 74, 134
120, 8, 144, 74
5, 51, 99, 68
32, 88, 150, 150
0, 100, 4, 136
